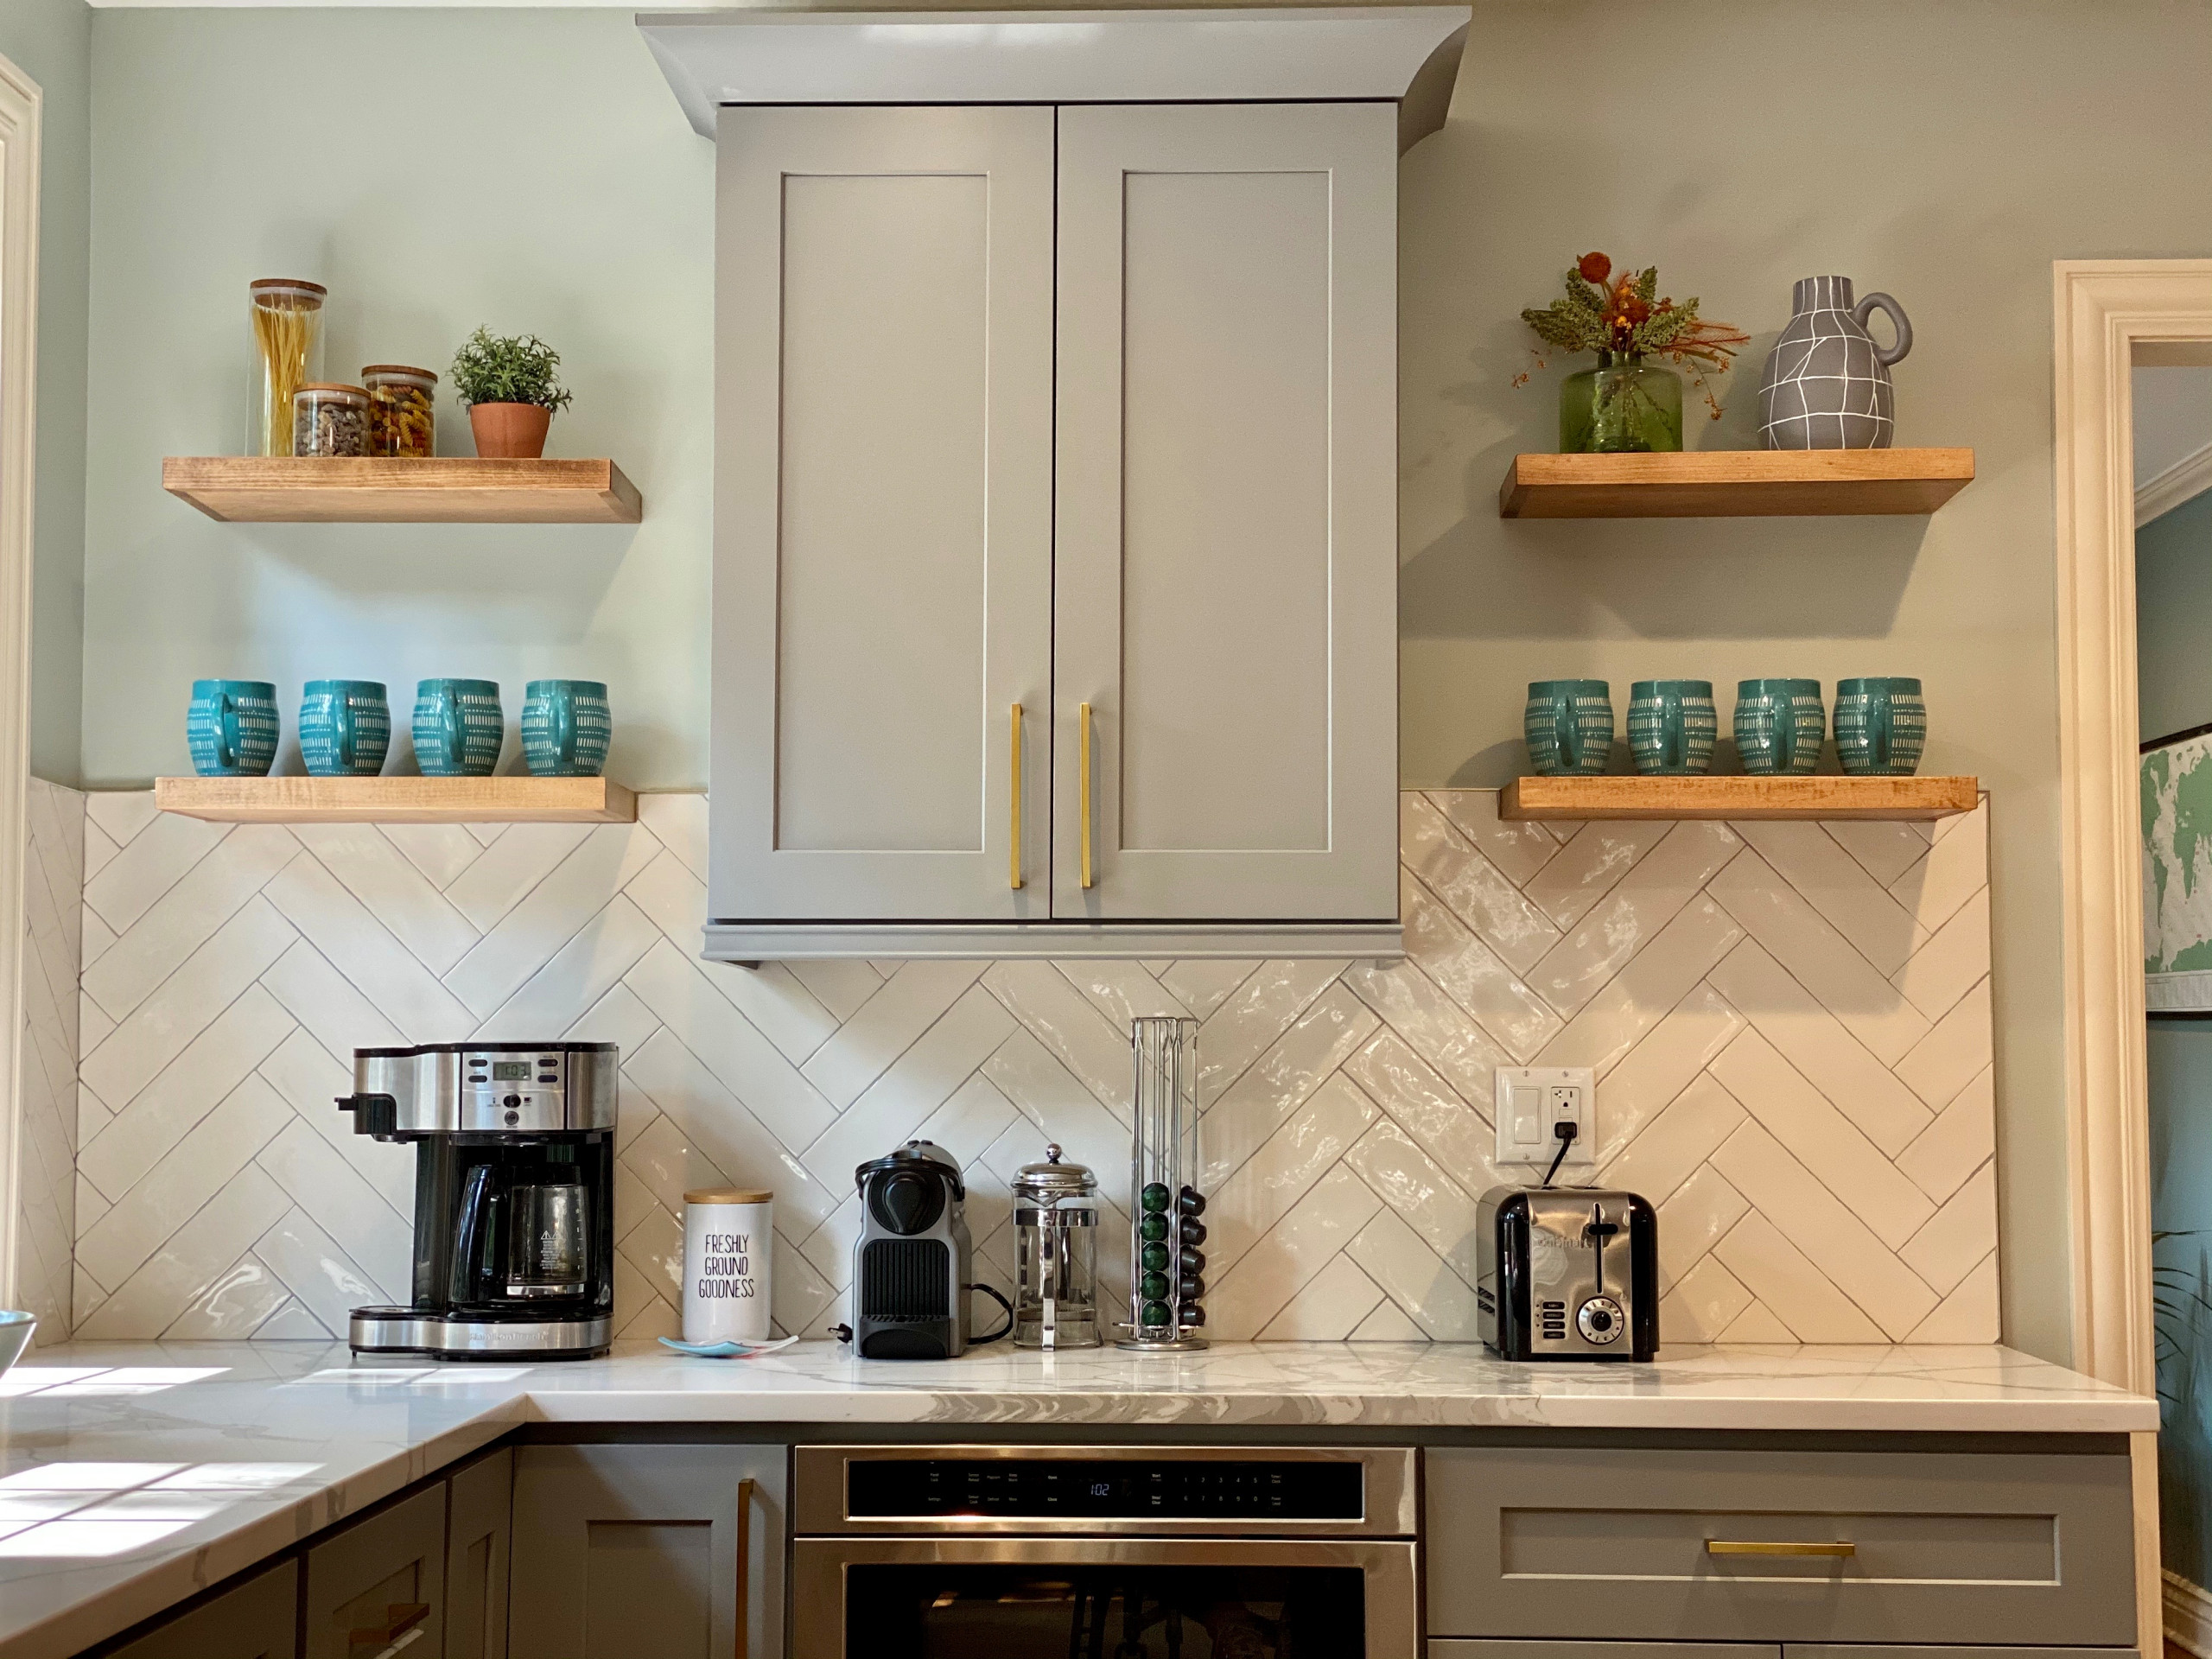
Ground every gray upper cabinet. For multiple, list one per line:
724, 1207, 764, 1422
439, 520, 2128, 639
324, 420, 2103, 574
1052, 102, 1399, 923
705, 97, 1405, 960
709, 105, 1055, 927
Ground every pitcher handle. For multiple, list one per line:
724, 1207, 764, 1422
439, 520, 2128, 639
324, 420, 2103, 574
1853, 291, 1912, 367
333, 696, 357, 772
441, 698, 461, 771
217, 692, 241, 772
1868, 683, 1893, 772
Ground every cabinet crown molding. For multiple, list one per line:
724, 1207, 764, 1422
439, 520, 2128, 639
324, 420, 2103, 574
638, 7, 1470, 144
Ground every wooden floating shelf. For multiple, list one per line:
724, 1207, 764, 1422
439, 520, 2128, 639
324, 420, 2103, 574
1498, 774, 1979, 822
1497, 448, 1974, 519
155, 775, 637, 824
162, 457, 644, 524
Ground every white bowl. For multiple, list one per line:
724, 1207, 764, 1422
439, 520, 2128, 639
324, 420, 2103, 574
0, 1313, 37, 1374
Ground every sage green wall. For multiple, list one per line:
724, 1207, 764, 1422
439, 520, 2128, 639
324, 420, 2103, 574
1, 0, 88, 785
79, 0, 2212, 1358
82, 8, 710, 788
2139, 490, 2212, 745
1399, 0, 2212, 1364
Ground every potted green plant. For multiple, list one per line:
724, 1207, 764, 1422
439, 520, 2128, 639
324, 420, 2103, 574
1518, 253, 1748, 454
449, 327, 575, 460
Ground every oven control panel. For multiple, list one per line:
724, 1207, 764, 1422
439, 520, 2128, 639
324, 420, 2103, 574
846, 1458, 1364, 1521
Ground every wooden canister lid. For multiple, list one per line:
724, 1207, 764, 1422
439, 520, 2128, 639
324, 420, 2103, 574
685, 1187, 772, 1205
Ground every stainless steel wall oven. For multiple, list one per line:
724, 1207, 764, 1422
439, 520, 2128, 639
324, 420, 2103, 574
791, 1444, 1418, 1658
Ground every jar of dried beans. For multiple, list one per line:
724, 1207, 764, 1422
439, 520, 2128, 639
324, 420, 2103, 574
293, 384, 370, 458
363, 365, 436, 458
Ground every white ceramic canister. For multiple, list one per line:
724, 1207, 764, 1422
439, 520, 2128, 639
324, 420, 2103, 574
682, 1187, 773, 1344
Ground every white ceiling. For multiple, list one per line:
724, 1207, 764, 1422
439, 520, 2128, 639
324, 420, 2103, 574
2134, 365, 2212, 488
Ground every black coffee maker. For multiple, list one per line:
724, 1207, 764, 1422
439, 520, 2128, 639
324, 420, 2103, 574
339, 1041, 618, 1360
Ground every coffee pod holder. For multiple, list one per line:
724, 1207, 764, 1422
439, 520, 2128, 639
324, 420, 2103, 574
1117, 1015, 1208, 1351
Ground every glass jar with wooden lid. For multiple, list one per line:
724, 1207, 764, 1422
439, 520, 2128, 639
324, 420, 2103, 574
248, 278, 326, 456
292, 384, 370, 458
363, 365, 436, 458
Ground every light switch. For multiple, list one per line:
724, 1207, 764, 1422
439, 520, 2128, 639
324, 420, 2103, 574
1493, 1066, 1598, 1172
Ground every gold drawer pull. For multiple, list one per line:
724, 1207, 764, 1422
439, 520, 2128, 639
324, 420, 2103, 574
1010, 703, 1024, 892
1706, 1540, 1856, 1558
1079, 702, 1095, 889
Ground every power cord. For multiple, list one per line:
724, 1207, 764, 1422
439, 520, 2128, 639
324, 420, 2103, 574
967, 1283, 1015, 1344
1541, 1118, 1579, 1188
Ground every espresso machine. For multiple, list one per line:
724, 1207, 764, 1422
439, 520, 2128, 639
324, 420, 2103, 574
338, 1041, 618, 1359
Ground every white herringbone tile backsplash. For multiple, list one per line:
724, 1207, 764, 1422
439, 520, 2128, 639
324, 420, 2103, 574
17, 779, 83, 1344
56, 788, 1997, 1346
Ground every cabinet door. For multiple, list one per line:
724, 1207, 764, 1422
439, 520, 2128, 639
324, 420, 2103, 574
1432, 1647, 1779, 1659
1054, 102, 1400, 920
443, 1450, 511, 1659
507, 1444, 785, 1659
710, 105, 1056, 921
108, 1560, 300, 1659
302, 1484, 447, 1659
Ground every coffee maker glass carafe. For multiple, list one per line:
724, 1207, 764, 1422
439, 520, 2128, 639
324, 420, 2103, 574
448, 1152, 601, 1310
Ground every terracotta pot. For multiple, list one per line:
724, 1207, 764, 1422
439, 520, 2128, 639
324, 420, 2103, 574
467, 402, 553, 460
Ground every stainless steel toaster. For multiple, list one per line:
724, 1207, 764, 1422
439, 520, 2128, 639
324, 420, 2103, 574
1474, 1185, 1658, 1362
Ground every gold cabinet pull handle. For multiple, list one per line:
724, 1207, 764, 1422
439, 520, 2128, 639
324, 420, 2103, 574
1079, 702, 1095, 889
735, 1476, 755, 1659
1705, 1540, 1856, 1558
1009, 703, 1023, 891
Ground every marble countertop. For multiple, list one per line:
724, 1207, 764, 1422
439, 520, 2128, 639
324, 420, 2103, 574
0, 1339, 2153, 1659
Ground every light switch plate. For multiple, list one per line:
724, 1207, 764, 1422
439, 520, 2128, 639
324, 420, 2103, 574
1493, 1066, 1598, 1170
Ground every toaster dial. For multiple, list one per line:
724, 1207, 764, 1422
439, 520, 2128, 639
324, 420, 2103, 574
1577, 1295, 1624, 1345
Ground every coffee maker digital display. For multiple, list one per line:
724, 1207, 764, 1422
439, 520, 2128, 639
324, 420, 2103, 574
339, 1041, 618, 1360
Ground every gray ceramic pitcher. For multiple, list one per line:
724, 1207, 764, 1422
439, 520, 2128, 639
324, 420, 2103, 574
1758, 276, 1912, 450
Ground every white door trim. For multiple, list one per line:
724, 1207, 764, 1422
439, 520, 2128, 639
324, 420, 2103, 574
0, 50, 41, 1319
2138, 435, 2212, 527
2053, 259, 2212, 1659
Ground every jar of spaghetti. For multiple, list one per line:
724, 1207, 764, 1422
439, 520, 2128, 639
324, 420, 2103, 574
248, 279, 326, 457
363, 365, 436, 458
293, 384, 370, 458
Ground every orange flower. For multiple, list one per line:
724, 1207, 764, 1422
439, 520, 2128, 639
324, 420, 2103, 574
1577, 251, 1611, 283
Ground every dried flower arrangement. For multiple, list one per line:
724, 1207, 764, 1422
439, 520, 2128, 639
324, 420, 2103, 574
1517, 251, 1750, 421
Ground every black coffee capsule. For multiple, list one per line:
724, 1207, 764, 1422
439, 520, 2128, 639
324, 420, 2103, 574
1179, 1248, 1206, 1276
1180, 1218, 1208, 1247
1178, 1185, 1206, 1217
1178, 1302, 1207, 1328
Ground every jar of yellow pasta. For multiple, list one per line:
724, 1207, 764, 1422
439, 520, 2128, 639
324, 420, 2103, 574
248, 278, 325, 457
363, 365, 437, 459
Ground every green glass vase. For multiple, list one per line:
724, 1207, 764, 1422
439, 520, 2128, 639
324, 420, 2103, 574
1560, 353, 1684, 454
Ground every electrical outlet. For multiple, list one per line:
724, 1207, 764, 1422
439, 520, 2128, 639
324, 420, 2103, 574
1493, 1066, 1597, 1171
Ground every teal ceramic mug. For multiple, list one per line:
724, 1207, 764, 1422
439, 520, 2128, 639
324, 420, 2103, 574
522, 680, 612, 779
1628, 680, 1718, 776
1523, 680, 1612, 777
413, 679, 505, 777
300, 681, 391, 778
187, 680, 279, 777
1733, 678, 1826, 776
1834, 677, 1927, 776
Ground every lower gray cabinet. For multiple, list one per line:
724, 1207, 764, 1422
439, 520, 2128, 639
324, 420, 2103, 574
1431, 1647, 1777, 1658
108, 1560, 301, 1659
443, 1450, 512, 1659
508, 1444, 786, 1659
1785, 1650, 2141, 1658
302, 1484, 448, 1659
1425, 1445, 2135, 1648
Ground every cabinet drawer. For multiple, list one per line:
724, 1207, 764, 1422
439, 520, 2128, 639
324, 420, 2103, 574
108, 1560, 300, 1659
1433, 1645, 1777, 1658
302, 1483, 447, 1659
1424, 1446, 2134, 1646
